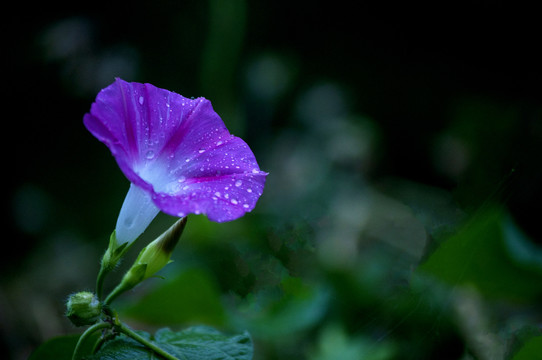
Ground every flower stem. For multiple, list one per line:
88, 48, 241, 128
117, 321, 179, 360
72, 322, 112, 360
103, 281, 133, 306
95, 265, 109, 300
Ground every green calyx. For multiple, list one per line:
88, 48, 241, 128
96, 231, 131, 299
102, 231, 130, 272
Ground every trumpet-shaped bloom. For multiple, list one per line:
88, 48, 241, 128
84, 79, 267, 245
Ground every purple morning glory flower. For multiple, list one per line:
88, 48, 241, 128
84, 78, 267, 245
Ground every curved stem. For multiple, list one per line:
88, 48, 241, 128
103, 281, 133, 306
95, 265, 109, 300
117, 321, 179, 360
72, 322, 112, 360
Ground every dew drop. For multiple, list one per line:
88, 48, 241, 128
247, 188, 253, 193
178, 176, 186, 183
235, 180, 243, 187
185, 158, 191, 163
124, 216, 134, 228
230, 199, 238, 205
243, 204, 250, 209
182, 185, 189, 191
145, 150, 155, 159
198, 149, 206, 154
216, 140, 223, 146
214, 191, 221, 197
138, 96, 144, 105
252, 168, 260, 174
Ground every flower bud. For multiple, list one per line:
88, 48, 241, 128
66, 291, 102, 327
132, 216, 187, 280
104, 217, 188, 305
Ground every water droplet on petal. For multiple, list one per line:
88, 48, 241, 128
235, 180, 243, 187
230, 199, 238, 205
145, 150, 155, 159
198, 149, 206, 154
124, 216, 134, 228
247, 188, 253, 193
243, 204, 250, 209
214, 191, 221, 197
178, 176, 186, 183
139, 96, 144, 105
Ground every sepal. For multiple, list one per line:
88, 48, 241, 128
101, 231, 130, 272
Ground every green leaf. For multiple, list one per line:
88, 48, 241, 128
309, 324, 396, 360
417, 207, 542, 301
120, 268, 225, 326
232, 275, 330, 340
29, 333, 98, 360
505, 326, 542, 360
155, 326, 252, 360
86, 326, 253, 360
512, 336, 542, 360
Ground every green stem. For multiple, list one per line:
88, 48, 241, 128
95, 265, 109, 300
72, 322, 112, 360
118, 321, 179, 360
103, 281, 133, 306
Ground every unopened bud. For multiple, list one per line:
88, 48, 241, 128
135, 217, 187, 280
66, 291, 102, 326
104, 217, 188, 305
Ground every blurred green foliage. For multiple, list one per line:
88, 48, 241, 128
5, 2, 542, 360
419, 207, 542, 301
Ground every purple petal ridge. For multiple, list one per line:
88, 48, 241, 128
84, 78, 267, 222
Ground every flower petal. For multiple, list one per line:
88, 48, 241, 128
84, 78, 267, 224
115, 183, 160, 245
